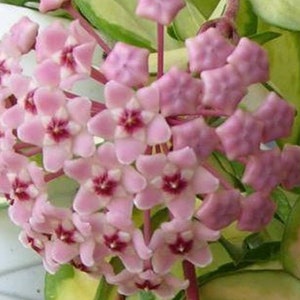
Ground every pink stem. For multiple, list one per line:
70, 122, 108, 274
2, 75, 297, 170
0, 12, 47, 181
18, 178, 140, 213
91, 67, 108, 84
202, 162, 233, 190
14, 142, 36, 150
91, 101, 106, 116
64, 2, 111, 54
224, 0, 240, 21
157, 23, 164, 79
44, 169, 64, 182
116, 294, 126, 300
183, 260, 200, 300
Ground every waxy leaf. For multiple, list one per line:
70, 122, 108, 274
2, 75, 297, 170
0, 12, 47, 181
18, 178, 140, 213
45, 265, 98, 300
201, 270, 300, 300
249, 0, 300, 31
281, 198, 300, 278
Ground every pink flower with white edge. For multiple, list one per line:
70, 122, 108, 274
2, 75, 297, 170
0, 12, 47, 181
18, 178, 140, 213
109, 268, 188, 299
135, 147, 219, 218
95, 212, 152, 273
17, 89, 95, 172
172, 117, 219, 160
88, 81, 171, 164
35, 20, 95, 88
237, 192, 276, 232
136, 0, 185, 25
186, 27, 235, 73
196, 189, 241, 230
39, 0, 69, 12
149, 218, 220, 274
100, 42, 149, 87
227, 37, 269, 85
253, 92, 295, 143
201, 64, 247, 115
153, 67, 203, 117
242, 148, 282, 192
64, 142, 146, 215
281, 144, 300, 189
216, 109, 263, 160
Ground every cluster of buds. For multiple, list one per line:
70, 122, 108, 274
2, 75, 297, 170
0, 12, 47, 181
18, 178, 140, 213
0, 0, 299, 299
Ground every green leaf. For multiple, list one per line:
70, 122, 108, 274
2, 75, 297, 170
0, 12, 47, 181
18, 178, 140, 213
139, 291, 156, 300
249, 0, 300, 31
281, 198, 300, 279
74, 0, 182, 51
45, 265, 98, 300
47, 175, 79, 208
201, 270, 300, 299
0, 0, 29, 6
170, 1, 206, 41
248, 31, 281, 45
187, 0, 220, 19
271, 188, 292, 223
209, 0, 226, 20
236, 0, 258, 37
0, 196, 8, 210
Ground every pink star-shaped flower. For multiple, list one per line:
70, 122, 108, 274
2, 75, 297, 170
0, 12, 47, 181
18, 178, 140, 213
64, 142, 146, 215
149, 218, 220, 274
135, 147, 219, 218
88, 81, 171, 164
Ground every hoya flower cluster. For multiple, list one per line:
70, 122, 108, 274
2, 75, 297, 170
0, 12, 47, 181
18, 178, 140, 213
0, 0, 299, 298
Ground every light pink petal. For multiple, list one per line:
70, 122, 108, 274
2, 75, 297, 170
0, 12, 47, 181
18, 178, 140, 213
43, 144, 70, 172
51, 239, 78, 263
167, 147, 197, 168
72, 131, 95, 157
122, 166, 146, 193
120, 247, 143, 273
2, 105, 24, 128
193, 222, 220, 241
105, 81, 134, 109
34, 60, 61, 87
115, 138, 146, 164
27, 162, 45, 189
96, 142, 119, 168
73, 43, 95, 73
17, 119, 45, 146
192, 166, 219, 194
132, 229, 152, 259
67, 97, 91, 124
136, 85, 159, 112
187, 245, 212, 267
73, 187, 102, 214
88, 110, 116, 139
8, 74, 31, 98
134, 186, 162, 209
106, 198, 133, 225
136, 153, 166, 178
147, 115, 171, 145
64, 158, 92, 182
79, 239, 96, 267
152, 246, 177, 274
34, 87, 65, 115
167, 192, 195, 219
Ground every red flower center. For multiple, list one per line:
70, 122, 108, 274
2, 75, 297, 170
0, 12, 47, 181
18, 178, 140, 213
93, 172, 117, 196
61, 46, 75, 70
0, 60, 9, 83
104, 233, 127, 252
118, 109, 144, 134
12, 178, 30, 201
46, 117, 70, 143
162, 172, 187, 195
136, 280, 161, 291
55, 224, 76, 244
168, 235, 193, 255
24, 90, 37, 114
